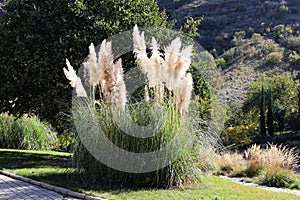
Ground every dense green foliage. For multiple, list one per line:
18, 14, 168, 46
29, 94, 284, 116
0, 0, 168, 130
243, 74, 299, 132
258, 170, 299, 188
223, 74, 300, 148
0, 113, 57, 149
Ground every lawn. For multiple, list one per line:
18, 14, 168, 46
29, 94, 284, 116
0, 149, 299, 200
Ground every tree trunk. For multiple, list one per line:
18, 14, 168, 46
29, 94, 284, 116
267, 90, 274, 137
260, 85, 266, 138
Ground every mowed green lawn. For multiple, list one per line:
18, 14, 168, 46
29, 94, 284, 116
0, 149, 299, 200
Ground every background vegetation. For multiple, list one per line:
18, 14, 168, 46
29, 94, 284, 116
0, 113, 57, 150
158, 0, 300, 149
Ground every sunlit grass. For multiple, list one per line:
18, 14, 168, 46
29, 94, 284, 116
0, 148, 72, 156
81, 176, 300, 200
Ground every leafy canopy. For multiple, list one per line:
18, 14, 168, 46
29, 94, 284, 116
0, 0, 168, 129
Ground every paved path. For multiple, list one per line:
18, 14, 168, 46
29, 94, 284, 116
0, 174, 81, 200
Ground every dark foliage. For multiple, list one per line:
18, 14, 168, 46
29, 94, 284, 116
0, 0, 168, 130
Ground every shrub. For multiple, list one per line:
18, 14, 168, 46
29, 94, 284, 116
288, 51, 300, 64
225, 125, 252, 147
265, 51, 284, 64
217, 144, 299, 181
279, 5, 289, 13
217, 152, 245, 176
262, 39, 279, 55
57, 131, 75, 152
251, 33, 263, 44
244, 162, 263, 177
215, 57, 226, 69
0, 113, 15, 148
74, 101, 201, 188
0, 113, 57, 150
286, 36, 300, 50
261, 144, 298, 170
245, 144, 298, 172
244, 144, 264, 177
258, 170, 296, 188
289, 182, 300, 190
235, 4, 247, 12
223, 48, 236, 64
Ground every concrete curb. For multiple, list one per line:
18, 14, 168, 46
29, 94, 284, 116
0, 169, 106, 200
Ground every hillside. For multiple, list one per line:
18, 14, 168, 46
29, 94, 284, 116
159, 0, 300, 106
162, 0, 300, 51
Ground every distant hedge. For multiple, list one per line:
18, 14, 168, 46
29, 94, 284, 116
0, 113, 57, 150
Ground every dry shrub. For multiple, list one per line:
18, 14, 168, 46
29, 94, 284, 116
244, 144, 264, 177
244, 143, 299, 179
262, 143, 298, 172
217, 152, 245, 175
258, 143, 299, 188
265, 51, 284, 64
245, 144, 264, 163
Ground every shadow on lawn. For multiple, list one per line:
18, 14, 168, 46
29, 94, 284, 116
0, 150, 121, 192
0, 150, 195, 193
0, 151, 71, 169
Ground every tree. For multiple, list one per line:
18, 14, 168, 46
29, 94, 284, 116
260, 84, 266, 138
266, 90, 274, 137
243, 74, 298, 133
0, 0, 168, 130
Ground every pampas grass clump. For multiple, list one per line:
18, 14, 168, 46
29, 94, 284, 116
64, 25, 213, 188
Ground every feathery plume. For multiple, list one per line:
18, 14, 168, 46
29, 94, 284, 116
132, 25, 194, 111
83, 43, 100, 86
150, 37, 164, 86
64, 59, 77, 87
99, 40, 115, 98
110, 59, 127, 110
174, 73, 193, 113
75, 77, 88, 98
164, 38, 181, 70
144, 85, 150, 102
133, 25, 141, 53
163, 38, 193, 91
97, 39, 111, 92
154, 83, 164, 102
133, 25, 156, 87
64, 59, 87, 97
96, 40, 127, 110
177, 45, 193, 78
133, 24, 146, 54
183, 73, 193, 112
